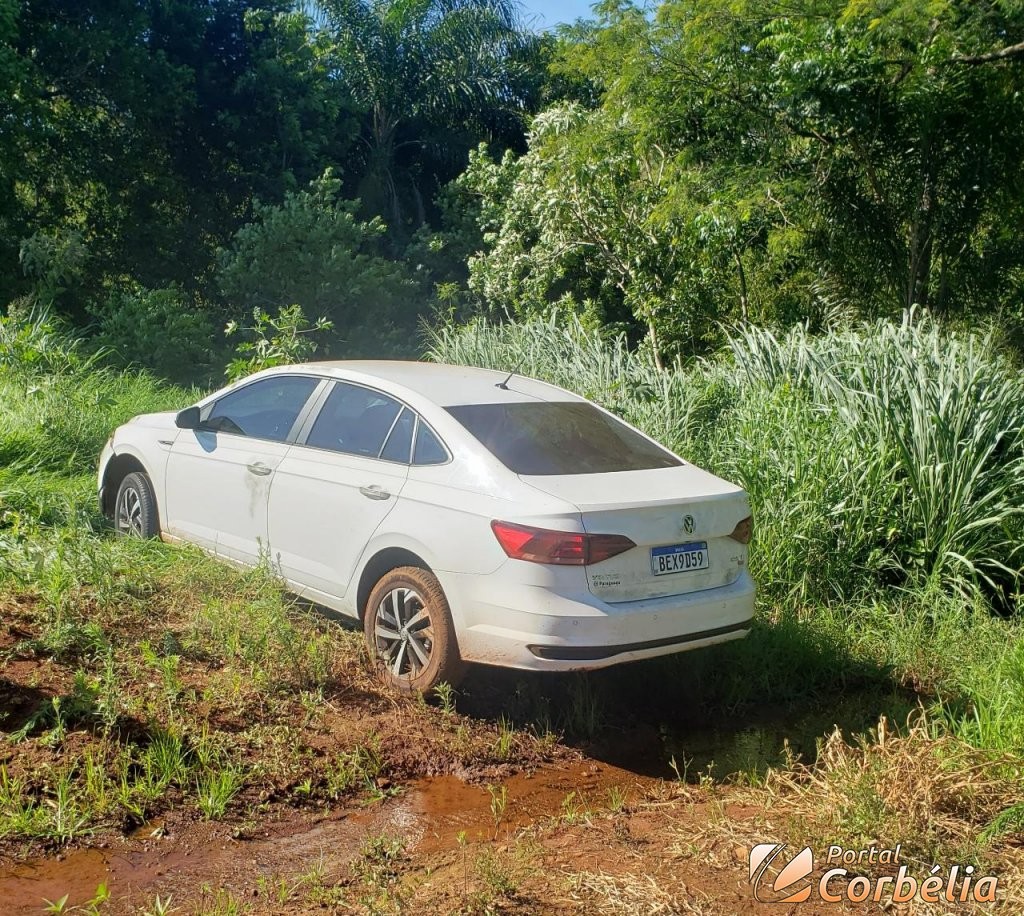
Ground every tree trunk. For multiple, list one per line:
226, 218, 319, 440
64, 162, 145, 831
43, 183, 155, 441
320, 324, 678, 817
906, 142, 935, 309
936, 250, 949, 313
648, 320, 663, 371
371, 105, 402, 230
907, 225, 933, 309
734, 246, 749, 321
412, 184, 426, 227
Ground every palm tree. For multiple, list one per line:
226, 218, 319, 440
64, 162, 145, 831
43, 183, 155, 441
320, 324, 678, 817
314, 0, 533, 235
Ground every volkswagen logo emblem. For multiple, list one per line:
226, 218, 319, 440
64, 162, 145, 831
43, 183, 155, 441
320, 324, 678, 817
682, 514, 695, 535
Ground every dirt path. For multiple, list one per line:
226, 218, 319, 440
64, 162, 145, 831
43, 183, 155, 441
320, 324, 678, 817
0, 757, 879, 915
2, 592, 1016, 913
0, 759, 639, 913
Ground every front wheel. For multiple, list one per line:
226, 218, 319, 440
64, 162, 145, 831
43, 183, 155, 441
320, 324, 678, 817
114, 472, 160, 539
363, 566, 464, 695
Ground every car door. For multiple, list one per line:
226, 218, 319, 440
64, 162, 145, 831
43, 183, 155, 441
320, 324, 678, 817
267, 380, 412, 606
164, 374, 323, 564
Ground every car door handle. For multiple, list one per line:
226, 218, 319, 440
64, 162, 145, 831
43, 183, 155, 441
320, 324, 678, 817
359, 485, 391, 500
247, 462, 273, 477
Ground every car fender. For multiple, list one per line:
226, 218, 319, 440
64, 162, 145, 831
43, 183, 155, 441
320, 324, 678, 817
101, 431, 174, 522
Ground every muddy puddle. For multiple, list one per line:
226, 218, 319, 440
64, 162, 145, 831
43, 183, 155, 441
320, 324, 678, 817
0, 759, 650, 914
0, 692, 914, 913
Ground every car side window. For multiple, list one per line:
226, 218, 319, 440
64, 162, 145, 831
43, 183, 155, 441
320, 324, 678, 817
305, 382, 403, 458
380, 408, 414, 463
413, 421, 449, 465
204, 376, 318, 441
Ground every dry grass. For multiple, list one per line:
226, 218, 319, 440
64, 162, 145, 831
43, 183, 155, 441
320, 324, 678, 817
564, 870, 693, 915
762, 716, 1024, 864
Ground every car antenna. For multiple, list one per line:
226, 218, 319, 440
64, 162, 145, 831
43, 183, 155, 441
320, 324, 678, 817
495, 360, 524, 390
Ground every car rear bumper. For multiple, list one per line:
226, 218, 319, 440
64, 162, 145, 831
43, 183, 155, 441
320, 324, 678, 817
440, 568, 755, 672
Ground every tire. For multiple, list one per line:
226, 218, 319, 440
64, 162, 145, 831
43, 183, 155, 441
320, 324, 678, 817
363, 565, 464, 695
114, 471, 160, 539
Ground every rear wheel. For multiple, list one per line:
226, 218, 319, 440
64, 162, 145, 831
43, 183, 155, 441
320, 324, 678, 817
363, 566, 464, 694
115, 472, 159, 539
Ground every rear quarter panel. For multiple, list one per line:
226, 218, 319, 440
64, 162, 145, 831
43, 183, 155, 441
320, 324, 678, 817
356, 460, 584, 627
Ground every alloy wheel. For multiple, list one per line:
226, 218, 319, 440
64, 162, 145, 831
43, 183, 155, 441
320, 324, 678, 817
372, 587, 434, 678
117, 485, 145, 537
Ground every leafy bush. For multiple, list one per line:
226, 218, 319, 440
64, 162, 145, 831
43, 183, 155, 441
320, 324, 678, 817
90, 284, 216, 383
224, 304, 332, 381
18, 230, 89, 310
218, 171, 423, 357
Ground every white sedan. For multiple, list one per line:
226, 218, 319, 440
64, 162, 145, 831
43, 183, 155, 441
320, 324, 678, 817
98, 362, 755, 692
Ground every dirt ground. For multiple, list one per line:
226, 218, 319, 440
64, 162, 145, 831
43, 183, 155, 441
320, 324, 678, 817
1, 589, 1018, 914
0, 753, 883, 915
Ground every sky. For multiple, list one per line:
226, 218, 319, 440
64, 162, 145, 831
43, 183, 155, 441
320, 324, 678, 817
519, 0, 596, 30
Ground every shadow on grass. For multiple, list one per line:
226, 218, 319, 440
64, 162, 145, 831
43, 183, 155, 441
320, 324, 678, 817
0, 677, 53, 736
454, 612, 936, 782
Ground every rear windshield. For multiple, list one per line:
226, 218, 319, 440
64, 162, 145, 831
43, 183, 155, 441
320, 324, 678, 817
446, 402, 682, 475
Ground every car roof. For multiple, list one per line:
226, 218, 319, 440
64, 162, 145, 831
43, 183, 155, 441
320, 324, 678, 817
271, 360, 585, 407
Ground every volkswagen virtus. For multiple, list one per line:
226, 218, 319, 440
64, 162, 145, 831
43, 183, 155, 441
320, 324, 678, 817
98, 362, 755, 692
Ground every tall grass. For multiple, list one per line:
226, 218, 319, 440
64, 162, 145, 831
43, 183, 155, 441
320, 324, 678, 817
0, 309, 194, 477
428, 311, 1024, 754
428, 310, 1024, 606
0, 307, 96, 378
729, 312, 1024, 599
425, 313, 733, 463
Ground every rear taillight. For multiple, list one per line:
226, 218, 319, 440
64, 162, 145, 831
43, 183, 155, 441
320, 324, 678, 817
491, 521, 635, 566
729, 515, 753, 545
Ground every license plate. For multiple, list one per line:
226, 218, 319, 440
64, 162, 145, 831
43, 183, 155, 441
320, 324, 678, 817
650, 542, 709, 576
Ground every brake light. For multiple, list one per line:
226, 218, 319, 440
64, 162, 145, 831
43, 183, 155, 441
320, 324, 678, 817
490, 521, 635, 566
729, 515, 753, 545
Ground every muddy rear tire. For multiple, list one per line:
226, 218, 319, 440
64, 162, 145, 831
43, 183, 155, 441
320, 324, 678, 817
363, 565, 464, 695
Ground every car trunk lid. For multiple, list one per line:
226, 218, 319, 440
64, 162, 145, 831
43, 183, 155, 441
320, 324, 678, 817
519, 465, 751, 602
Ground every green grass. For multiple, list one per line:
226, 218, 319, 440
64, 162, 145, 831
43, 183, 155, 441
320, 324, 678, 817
0, 316, 377, 841
195, 765, 245, 819
2, 305, 1023, 897
0, 317, 527, 849
428, 311, 1024, 756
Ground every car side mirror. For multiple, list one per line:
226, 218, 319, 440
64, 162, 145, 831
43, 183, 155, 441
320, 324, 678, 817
175, 406, 202, 429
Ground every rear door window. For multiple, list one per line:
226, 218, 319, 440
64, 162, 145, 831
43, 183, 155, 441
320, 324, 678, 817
305, 382, 403, 458
446, 402, 681, 475
204, 376, 319, 441
380, 408, 415, 463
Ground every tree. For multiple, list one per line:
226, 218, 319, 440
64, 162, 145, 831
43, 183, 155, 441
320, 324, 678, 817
218, 171, 422, 356
463, 108, 737, 366
313, 0, 536, 238
641, 0, 1024, 316
460, 0, 1024, 358
0, 1, 354, 314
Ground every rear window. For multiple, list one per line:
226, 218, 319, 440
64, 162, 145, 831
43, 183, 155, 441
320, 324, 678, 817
446, 402, 682, 475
